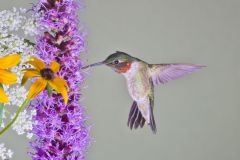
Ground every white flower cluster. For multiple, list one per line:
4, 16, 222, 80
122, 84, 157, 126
0, 34, 34, 58
6, 86, 27, 107
11, 109, 36, 139
22, 16, 38, 36
0, 7, 39, 160
0, 143, 13, 160
0, 7, 38, 36
0, 7, 38, 138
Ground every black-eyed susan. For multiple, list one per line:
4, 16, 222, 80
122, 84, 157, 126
0, 54, 21, 103
0, 56, 69, 136
21, 56, 69, 104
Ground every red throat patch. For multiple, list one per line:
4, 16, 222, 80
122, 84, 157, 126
118, 62, 132, 73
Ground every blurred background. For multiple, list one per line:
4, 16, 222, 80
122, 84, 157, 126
1, 0, 239, 159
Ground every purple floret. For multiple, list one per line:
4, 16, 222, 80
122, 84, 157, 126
29, 0, 91, 159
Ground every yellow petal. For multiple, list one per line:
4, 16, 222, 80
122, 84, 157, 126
25, 56, 45, 71
0, 54, 21, 69
50, 61, 60, 73
27, 78, 47, 100
56, 76, 69, 91
0, 87, 8, 103
59, 87, 68, 105
21, 69, 40, 86
48, 77, 69, 104
0, 69, 17, 85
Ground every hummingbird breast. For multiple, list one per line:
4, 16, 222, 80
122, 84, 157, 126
123, 62, 151, 101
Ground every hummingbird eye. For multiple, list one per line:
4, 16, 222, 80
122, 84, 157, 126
114, 60, 119, 64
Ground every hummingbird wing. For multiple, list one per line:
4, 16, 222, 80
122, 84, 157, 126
149, 63, 205, 85
127, 101, 146, 130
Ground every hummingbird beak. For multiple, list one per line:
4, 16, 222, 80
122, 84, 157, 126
81, 61, 105, 69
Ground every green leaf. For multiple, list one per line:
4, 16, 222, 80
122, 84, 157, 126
47, 84, 53, 97
24, 39, 36, 46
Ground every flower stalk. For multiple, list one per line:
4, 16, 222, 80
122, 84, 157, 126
0, 84, 3, 126
29, 0, 91, 159
0, 99, 29, 135
47, 85, 53, 96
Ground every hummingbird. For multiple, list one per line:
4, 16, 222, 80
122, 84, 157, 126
82, 51, 205, 133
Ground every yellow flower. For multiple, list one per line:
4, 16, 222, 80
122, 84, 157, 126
21, 56, 69, 104
0, 54, 21, 103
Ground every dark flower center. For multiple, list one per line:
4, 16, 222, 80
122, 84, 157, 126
40, 68, 55, 80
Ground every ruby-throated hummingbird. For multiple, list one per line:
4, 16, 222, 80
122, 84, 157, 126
82, 51, 205, 134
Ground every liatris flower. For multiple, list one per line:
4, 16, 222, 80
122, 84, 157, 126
29, 0, 91, 159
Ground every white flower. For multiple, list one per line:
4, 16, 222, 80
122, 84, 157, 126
6, 149, 13, 158
0, 143, 14, 159
0, 8, 24, 35
0, 7, 37, 139
22, 16, 38, 36
0, 7, 38, 36
6, 86, 27, 107
11, 109, 36, 137
0, 7, 38, 159
26, 132, 34, 139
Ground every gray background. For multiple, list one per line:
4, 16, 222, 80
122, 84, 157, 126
1, 0, 240, 160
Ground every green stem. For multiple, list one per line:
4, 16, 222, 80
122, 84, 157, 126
47, 84, 52, 97
0, 84, 4, 126
0, 99, 29, 136
0, 103, 3, 127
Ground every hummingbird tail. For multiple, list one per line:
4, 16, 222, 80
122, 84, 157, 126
149, 105, 157, 134
128, 101, 146, 130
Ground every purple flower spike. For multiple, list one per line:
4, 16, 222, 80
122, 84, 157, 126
29, 0, 91, 159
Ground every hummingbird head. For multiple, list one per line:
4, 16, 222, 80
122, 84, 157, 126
82, 51, 136, 73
